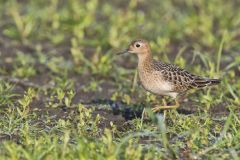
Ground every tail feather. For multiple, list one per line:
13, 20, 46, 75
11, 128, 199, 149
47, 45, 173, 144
191, 77, 220, 88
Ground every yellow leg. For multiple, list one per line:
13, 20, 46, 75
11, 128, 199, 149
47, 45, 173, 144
152, 99, 180, 113
163, 99, 167, 119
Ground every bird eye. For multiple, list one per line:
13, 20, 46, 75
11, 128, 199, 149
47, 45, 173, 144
135, 43, 140, 48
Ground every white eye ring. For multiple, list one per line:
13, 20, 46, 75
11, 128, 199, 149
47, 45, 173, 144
135, 43, 140, 48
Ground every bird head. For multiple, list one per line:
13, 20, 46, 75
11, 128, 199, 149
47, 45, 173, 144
117, 39, 150, 56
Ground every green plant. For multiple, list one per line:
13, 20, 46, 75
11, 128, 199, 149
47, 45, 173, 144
17, 88, 36, 118
0, 81, 16, 107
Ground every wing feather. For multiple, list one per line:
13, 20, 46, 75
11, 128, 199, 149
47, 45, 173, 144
151, 60, 220, 92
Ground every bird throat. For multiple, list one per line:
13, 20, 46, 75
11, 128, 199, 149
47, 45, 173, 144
137, 52, 153, 71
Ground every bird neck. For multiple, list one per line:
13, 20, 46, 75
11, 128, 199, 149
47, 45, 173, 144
137, 52, 153, 70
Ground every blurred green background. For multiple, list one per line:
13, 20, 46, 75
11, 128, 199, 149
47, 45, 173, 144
0, 0, 240, 159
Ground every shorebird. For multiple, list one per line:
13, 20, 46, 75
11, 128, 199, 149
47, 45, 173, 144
118, 39, 220, 112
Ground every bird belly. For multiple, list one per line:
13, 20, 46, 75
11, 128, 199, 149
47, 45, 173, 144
143, 81, 172, 95
140, 73, 175, 97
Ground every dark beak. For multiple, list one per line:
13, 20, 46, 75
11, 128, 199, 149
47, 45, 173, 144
116, 49, 128, 55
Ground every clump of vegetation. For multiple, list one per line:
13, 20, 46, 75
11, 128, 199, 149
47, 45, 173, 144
0, 0, 240, 159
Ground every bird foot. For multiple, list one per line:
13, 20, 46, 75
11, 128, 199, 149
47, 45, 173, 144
152, 104, 179, 112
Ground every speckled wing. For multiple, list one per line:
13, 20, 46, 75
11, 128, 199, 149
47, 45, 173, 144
151, 60, 220, 93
